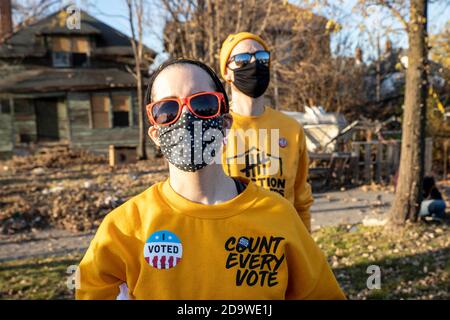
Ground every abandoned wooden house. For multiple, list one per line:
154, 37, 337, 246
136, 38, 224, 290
0, 4, 156, 158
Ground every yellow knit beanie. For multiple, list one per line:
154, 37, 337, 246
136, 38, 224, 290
219, 32, 269, 80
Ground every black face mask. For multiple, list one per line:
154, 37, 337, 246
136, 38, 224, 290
158, 112, 225, 172
232, 61, 270, 98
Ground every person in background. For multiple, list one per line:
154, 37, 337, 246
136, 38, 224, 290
419, 176, 446, 222
219, 32, 314, 232
75, 58, 345, 300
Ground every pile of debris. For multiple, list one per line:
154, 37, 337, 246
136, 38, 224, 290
0, 147, 168, 234
2, 146, 107, 174
0, 187, 122, 234
0, 195, 47, 234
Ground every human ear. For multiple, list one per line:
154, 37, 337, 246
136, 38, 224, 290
224, 67, 234, 83
148, 126, 160, 147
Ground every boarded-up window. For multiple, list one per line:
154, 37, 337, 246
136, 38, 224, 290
91, 95, 110, 128
111, 94, 130, 127
52, 36, 72, 52
72, 37, 90, 53
52, 36, 90, 53
52, 36, 90, 67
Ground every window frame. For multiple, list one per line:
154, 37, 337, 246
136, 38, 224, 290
52, 51, 73, 68
110, 93, 133, 128
51, 36, 91, 68
90, 93, 112, 129
89, 91, 133, 129
0, 99, 11, 114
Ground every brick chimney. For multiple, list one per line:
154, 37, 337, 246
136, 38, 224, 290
0, 0, 13, 41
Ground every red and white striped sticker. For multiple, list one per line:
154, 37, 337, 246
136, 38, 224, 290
143, 230, 182, 269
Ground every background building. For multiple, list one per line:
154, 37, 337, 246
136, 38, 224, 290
0, 5, 156, 158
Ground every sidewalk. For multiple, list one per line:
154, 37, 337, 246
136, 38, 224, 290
311, 186, 394, 230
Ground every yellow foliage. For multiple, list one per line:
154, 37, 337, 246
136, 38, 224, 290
429, 87, 446, 115
325, 19, 342, 33
430, 21, 450, 69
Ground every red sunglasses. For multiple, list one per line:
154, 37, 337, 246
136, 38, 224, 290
146, 91, 228, 126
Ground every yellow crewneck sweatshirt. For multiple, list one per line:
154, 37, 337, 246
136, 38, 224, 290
75, 178, 344, 300
222, 107, 314, 231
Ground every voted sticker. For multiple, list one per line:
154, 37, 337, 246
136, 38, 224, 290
143, 230, 183, 270
279, 138, 288, 148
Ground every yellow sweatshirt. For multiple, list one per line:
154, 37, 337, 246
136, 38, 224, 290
76, 178, 345, 300
223, 107, 314, 231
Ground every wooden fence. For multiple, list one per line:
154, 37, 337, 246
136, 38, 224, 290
309, 138, 433, 188
351, 140, 401, 184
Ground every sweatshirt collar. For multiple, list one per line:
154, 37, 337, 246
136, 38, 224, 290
158, 177, 258, 219
230, 106, 271, 121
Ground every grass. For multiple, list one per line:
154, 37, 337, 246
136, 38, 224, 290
0, 222, 449, 300
0, 253, 82, 300
313, 222, 450, 299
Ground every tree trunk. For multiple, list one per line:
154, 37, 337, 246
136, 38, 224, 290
126, 0, 147, 160
136, 69, 147, 160
376, 32, 381, 102
389, 0, 428, 226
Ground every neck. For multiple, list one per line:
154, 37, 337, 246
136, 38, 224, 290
168, 163, 237, 205
230, 87, 265, 116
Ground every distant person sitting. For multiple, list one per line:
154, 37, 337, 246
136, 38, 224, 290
419, 176, 446, 221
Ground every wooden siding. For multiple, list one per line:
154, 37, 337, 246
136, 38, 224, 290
0, 113, 13, 152
67, 91, 142, 153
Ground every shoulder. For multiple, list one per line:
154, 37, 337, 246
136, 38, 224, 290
249, 184, 310, 238
99, 181, 164, 235
268, 108, 303, 130
252, 183, 302, 221
267, 108, 306, 140
267, 109, 308, 152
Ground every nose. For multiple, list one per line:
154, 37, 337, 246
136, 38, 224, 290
181, 104, 189, 115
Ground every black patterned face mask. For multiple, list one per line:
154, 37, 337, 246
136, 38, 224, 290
158, 112, 225, 172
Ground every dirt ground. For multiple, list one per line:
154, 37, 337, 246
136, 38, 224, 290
0, 148, 449, 262
0, 147, 168, 235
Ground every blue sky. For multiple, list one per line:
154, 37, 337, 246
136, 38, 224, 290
74, 0, 449, 62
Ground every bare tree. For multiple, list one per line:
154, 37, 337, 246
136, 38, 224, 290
82, 0, 154, 160
12, 0, 60, 28
389, 0, 428, 225
159, 0, 365, 114
358, 0, 429, 225
355, 0, 430, 225
126, 0, 148, 160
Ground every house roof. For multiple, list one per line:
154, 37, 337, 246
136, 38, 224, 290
0, 8, 156, 59
0, 68, 138, 93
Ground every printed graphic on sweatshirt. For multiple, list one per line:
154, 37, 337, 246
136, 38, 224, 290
225, 147, 286, 196
225, 236, 285, 287
143, 230, 182, 270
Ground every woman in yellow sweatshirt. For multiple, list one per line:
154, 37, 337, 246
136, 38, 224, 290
75, 59, 345, 300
